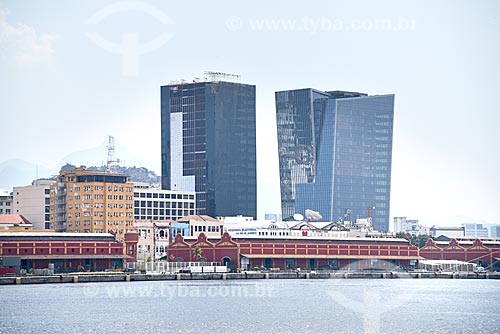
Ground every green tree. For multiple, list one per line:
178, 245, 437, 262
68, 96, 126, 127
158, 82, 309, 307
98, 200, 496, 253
192, 246, 203, 260
415, 234, 433, 248
396, 232, 433, 248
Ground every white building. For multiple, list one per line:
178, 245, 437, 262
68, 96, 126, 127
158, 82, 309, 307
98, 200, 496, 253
393, 217, 429, 236
154, 222, 170, 259
223, 218, 382, 240
134, 186, 196, 221
218, 215, 255, 224
490, 225, 500, 238
462, 223, 489, 238
134, 220, 170, 261
0, 189, 13, 215
182, 215, 224, 239
429, 226, 465, 238
264, 213, 282, 222
12, 180, 54, 230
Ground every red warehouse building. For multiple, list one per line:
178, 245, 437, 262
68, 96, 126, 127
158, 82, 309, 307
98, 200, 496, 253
0, 232, 138, 273
420, 238, 500, 268
167, 232, 421, 271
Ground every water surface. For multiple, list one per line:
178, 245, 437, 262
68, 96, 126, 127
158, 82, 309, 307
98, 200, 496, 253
1, 279, 499, 333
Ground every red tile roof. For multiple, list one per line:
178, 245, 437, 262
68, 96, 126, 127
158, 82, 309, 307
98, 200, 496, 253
0, 214, 32, 225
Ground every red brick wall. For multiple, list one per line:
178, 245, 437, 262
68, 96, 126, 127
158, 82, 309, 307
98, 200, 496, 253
420, 239, 496, 265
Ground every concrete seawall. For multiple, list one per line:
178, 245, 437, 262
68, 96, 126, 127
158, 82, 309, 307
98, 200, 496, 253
0, 271, 498, 285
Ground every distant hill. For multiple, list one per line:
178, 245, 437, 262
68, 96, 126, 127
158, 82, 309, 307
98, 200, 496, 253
54, 138, 156, 171
0, 138, 159, 190
0, 159, 52, 190
86, 165, 160, 185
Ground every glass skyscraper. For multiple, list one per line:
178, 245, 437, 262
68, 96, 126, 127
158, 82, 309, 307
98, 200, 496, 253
276, 89, 394, 232
161, 80, 257, 218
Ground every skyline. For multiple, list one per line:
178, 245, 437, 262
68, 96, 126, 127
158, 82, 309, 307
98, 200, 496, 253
1, 0, 499, 227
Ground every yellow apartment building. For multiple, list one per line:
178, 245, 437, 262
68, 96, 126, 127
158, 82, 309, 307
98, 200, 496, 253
50, 168, 134, 242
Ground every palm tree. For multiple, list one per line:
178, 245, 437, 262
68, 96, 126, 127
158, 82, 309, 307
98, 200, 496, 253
192, 246, 203, 260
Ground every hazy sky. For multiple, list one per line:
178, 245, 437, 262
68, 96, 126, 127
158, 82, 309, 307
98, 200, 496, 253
1, 0, 499, 226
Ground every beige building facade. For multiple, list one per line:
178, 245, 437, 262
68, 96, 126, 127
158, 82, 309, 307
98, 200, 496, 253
13, 180, 54, 230
135, 220, 170, 261
50, 168, 134, 242
180, 215, 223, 240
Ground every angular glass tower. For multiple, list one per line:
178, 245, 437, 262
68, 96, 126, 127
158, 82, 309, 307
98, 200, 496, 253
276, 89, 394, 232
161, 81, 257, 218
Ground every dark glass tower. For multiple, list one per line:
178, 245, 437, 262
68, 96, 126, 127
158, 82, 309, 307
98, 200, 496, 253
161, 81, 257, 218
276, 89, 394, 232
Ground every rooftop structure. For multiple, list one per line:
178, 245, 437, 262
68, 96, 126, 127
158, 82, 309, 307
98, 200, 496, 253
223, 217, 390, 241
0, 231, 116, 241
429, 226, 465, 238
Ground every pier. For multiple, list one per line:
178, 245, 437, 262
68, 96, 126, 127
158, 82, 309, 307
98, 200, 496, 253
1, 271, 499, 285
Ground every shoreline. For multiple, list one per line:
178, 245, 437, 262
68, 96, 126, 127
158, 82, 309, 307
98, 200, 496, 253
1, 271, 499, 285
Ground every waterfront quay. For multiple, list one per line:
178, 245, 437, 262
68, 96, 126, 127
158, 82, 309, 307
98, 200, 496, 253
1, 270, 499, 285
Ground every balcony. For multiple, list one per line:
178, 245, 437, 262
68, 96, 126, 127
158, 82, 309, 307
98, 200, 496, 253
54, 222, 67, 232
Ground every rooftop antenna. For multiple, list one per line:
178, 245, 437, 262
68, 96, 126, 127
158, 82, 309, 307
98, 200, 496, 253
106, 135, 120, 172
204, 71, 241, 83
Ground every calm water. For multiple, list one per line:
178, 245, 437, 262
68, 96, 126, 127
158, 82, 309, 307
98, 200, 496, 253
1, 279, 499, 334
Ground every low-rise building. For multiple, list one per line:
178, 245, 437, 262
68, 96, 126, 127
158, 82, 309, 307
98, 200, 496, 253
490, 225, 500, 238
420, 238, 500, 269
223, 217, 386, 240
429, 226, 465, 238
135, 220, 170, 261
264, 213, 282, 222
218, 215, 254, 224
168, 232, 420, 271
181, 215, 223, 240
154, 222, 170, 260
170, 221, 189, 241
0, 189, 13, 215
462, 223, 489, 238
0, 214, 33, 231
133, 187, 196, 221
393, 217, 429, 236
0, 231, 138, 273
135, 220, 154, 261
13, 180, 54, 230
